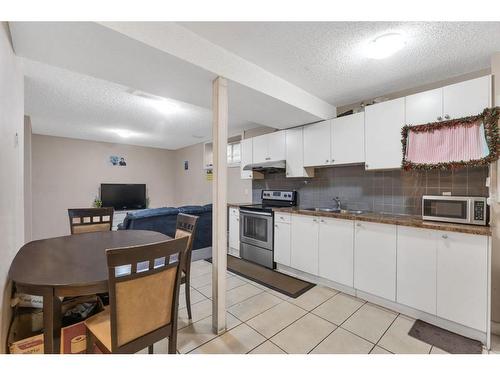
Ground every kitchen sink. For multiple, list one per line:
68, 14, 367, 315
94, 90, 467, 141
302, 207, 339, 212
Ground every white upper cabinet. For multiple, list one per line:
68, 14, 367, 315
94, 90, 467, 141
252, 134, 269, 163
318, 217, 354, 287
285, 127, 314, 178
303, 120, 331, 167
240, 138, 254, 179
252, 131, 286, 163
354, 221, 397, 301
443, 75, 491, 120
436, 231, 488, 332
267, 131, 286, 161
397, 226, 437, 315
405, 87, 443, 125
364, 97, 405, 170
331, 112, 365, 165
405, 76, 492, 126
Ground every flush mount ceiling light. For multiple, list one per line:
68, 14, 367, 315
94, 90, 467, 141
365, 33, 406, 59
150, 98, 180, 115
109, 129, 139, 138
128, 89, 181, 115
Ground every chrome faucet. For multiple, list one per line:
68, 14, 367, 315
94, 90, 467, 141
332, 196, 341, 210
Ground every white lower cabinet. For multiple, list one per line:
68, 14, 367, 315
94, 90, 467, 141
291, 215, 319, 275
318, 217, 354, 287
228, 207, 240, 257
274, 221, 291, 266
354, 221, 397, 301
436, 231, 488, 332
397, 226, 437, 315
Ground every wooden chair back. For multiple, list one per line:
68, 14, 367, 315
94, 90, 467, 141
106, 236, 188, 353
175, 213, 199, 273
68, 207, 114, 234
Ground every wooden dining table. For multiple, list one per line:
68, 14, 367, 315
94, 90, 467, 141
8, 229, 171, 354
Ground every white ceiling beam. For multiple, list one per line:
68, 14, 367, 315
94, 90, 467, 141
99, 22, 336, 120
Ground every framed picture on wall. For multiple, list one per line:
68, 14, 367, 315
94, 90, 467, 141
109, 155, 127, 167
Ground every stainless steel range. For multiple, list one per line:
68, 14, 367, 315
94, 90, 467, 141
239, 190, 297, 269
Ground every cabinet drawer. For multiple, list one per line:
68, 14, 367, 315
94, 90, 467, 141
274, 212, 291, 223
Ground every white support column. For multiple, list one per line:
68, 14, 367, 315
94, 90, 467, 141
211, 76, 228, 334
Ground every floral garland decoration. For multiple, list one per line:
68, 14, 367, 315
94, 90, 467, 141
401, 107, 500, 171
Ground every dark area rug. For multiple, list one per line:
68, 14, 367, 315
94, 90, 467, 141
206, 255, 315, 298
408, 319, 483, 354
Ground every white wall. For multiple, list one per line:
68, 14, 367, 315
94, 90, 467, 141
173, 142, 252, 206
0, 22, 24, 352
31, 135, 177, 240
24, 116, 32, 243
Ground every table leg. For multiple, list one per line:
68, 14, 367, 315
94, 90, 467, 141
42, 288, 62, 354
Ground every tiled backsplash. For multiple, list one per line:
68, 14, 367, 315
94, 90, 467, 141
252, 165, 489, 216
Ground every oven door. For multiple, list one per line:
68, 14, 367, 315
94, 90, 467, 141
422, 196, 471, 224
239, 210, 273, 250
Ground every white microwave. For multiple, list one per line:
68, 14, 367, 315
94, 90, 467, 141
422, 196, 488, 226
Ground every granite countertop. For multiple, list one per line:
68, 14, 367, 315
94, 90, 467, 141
228, 204, 491, 236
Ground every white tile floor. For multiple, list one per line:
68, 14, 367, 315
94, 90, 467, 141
146, 260, 499, 354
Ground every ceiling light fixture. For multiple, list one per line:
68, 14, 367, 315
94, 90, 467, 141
150, 99, 180, 115
365, 33, 406, 60
128, 89, 181, 115
110, 129, 138, 138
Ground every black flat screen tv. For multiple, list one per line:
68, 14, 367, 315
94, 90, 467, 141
101, 183, 146, 211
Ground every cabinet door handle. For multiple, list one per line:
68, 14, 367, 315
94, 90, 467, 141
280, 216, 284, 220
331, 159, 335, 163
444, 114, 450, 120
356, 223, 361, 227
274, 224, 278, 228
442, 234, 448, 239
320, 219, 325, 223
265, 157, 271, 160
437, 116, 443, 121
325, 159, 329, 163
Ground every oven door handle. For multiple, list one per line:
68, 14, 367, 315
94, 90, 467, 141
240, 209, 273, 217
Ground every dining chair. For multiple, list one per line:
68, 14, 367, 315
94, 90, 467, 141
175, 213, 199, 320
68, 207, 114, 234
84, 236, 189, 354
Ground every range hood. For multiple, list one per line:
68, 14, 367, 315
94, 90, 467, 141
242, 160, 286, 172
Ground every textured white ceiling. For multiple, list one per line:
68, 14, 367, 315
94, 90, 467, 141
24, 59, 261, 149
11, 22, 323, 149
181, 22, 500, 106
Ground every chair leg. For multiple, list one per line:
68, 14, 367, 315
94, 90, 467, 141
185, 279, 192, 320
168, 334, 177, 354
85, 327, 95, 354
148, 344, 154, 354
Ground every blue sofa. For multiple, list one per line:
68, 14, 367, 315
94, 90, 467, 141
118, 204, 212, 250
